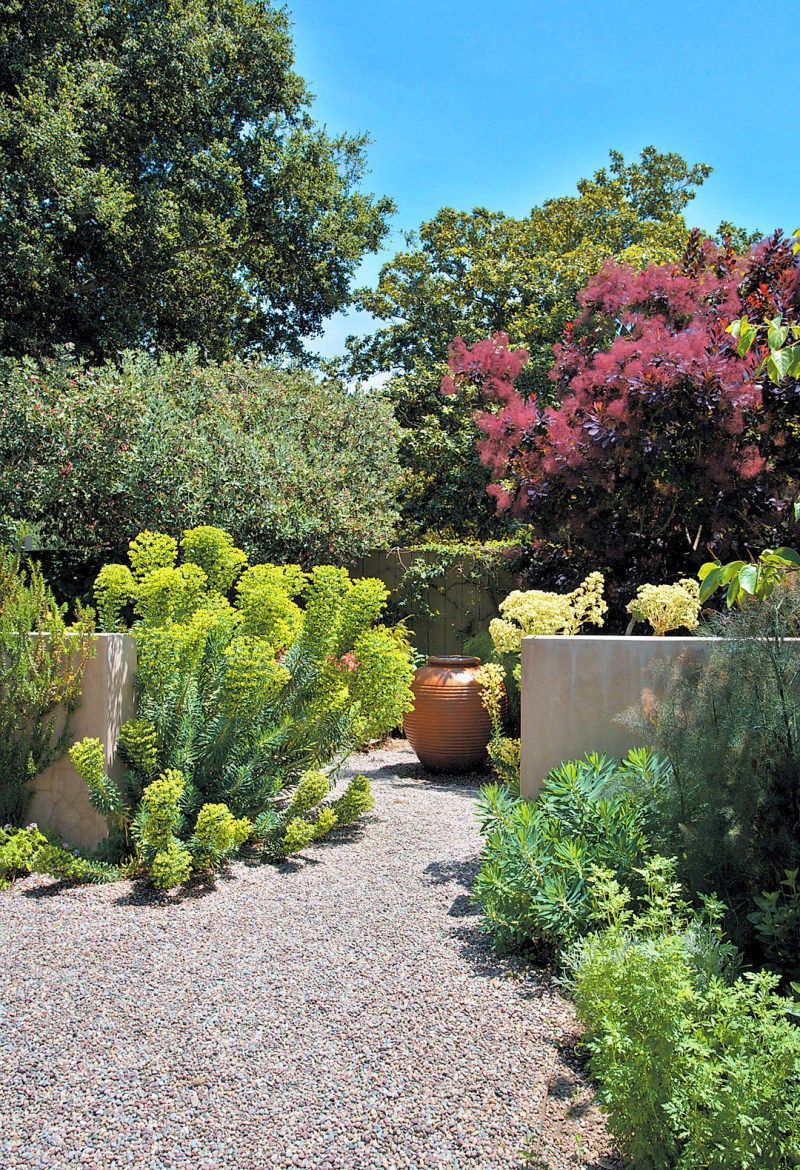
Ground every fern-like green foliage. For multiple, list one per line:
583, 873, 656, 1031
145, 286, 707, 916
625, 587, 800, 970
473, 751, 657, 954
78, 525, 409, 888
567, 858, 800, 1170
0, 545, 94, 823
0, 825, 118, 888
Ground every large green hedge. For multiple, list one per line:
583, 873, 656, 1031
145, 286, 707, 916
0, 350, 401, 599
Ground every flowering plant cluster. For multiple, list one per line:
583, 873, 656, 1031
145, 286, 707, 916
489, 572, 608, 661
626, 579, 701, 637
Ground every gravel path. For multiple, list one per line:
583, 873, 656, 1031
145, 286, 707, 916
1, 742, 614, 1170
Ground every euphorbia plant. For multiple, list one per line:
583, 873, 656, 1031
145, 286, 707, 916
70, 525, 411, 888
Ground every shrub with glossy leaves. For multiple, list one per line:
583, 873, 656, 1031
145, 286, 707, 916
0, 351, 401, 600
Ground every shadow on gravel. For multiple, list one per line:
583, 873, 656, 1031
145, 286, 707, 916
423, 856, 482, 918
20, 878, 76, 899
423, 854, 480, 890
110, 866, 240, 907
391, 778, 484, 800
310, 819, 371, 851
354, 759, 421, 781
450, 919, 554, 1001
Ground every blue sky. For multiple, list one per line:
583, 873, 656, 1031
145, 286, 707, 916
288, 0, 800, 357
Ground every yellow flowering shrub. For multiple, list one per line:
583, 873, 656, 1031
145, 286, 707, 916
475, 662, 506, 737
71, 524, 411, 887
626, 579, 701, 636
489, 572, 608, 656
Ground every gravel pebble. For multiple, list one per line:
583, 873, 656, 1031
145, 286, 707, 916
1, 742, 615, 1170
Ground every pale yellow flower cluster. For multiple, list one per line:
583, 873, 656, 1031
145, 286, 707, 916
489, 571, 608, 656
474, 662, 506, 736
626, 579, 701, 636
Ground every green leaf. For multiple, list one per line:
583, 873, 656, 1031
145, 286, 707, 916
719, 560, 746, 585
767, 319, 789, 350
772, 547, 800, 566
766, 348, 794, 385
737, 323, 758, 357
725, 577, 740, 608
698, 561, 721, 581
794, 499, 800, 523
699, 566, 721, 602
738, 564, 759, 595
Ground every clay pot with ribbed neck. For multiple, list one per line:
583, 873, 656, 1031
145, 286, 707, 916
404, 656, 491, 774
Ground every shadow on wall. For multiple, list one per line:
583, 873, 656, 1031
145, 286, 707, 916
28, 634, 137, 850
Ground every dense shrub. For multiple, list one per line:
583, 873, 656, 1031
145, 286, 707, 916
343, 149, 720, 540
473, 752, 657, 954
445, 231, 800, 614
70, 526, 409, 888
568, 859, 800, 1170
0, 351, 401, 600
628, 587, 800, 974
0, 547, 93, 823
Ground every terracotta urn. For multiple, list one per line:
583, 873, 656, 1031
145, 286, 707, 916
404, 655, 491, 774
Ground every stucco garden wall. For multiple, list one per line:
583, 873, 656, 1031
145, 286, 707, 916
27, 634, 136, 850
520, 635, 716, 800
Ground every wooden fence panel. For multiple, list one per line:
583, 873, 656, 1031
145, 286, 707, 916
351, 548, 520, 657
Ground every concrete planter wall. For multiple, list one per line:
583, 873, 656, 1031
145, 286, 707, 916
28, 634, 136, 850
520, 635, 716, 800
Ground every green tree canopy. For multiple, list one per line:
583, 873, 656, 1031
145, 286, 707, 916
342, 148, 754, 540
0, 0, 394, 361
